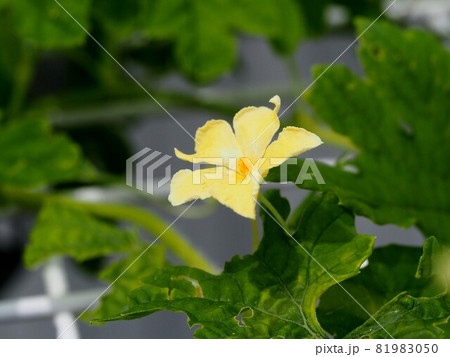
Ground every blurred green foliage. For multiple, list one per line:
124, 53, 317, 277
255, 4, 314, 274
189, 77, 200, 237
0, 118, 94, 186
12, 0, 92, 49
0, 0, 383, 119
24, 200, 138, 267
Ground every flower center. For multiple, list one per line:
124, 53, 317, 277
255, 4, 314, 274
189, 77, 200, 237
237, 157, 253, 176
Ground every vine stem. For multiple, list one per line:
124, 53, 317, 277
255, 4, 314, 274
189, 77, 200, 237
0, 185, 217, 274
257, 193, 291, 234
70, 201, 217, 273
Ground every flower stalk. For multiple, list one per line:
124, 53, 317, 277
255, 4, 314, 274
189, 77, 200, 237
258, 193, 291, 234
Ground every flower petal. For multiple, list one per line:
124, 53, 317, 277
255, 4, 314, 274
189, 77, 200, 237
233, 95, 281, 162
169, 167, 259, 219
168, 168, 212, 205
259, 126, 322, 175
174, 120, 243, 167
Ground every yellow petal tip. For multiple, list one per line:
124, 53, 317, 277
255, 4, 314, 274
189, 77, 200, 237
174, 147, 191, 162
269, 95, 281, 114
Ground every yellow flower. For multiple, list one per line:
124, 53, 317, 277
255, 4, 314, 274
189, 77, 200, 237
168, 96, 322, 219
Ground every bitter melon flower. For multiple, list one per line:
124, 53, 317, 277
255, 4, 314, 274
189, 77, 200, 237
169, 95, 322, 219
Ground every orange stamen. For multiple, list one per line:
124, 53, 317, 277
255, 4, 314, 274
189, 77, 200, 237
238, 157, 253, 176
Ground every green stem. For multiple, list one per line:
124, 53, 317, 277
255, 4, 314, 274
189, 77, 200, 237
0, 185, 217, 273
258, 193, 291, 234
72, 201, 216, 273
45, 93, 238, 128
251, 219, 258, 252
33, 84, 294, 128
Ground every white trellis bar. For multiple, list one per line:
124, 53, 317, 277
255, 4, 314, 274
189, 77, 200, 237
0, 287, 103, 322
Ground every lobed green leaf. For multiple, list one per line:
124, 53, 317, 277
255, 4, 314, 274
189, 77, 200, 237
142, 0, 304, 82
24, 200, 136, 267
345, 293, 450, 339
0, 118, 94, 187
95, 192, 375, 338
268, 20, 450, 245
11, 0, 91, 49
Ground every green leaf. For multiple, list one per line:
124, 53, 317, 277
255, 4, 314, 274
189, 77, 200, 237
229, 0, 305, 54
417, 237, 449, 281
268, 20, 450, 245
0, 118, 93, 187
345, 293, 450, 339
335, 0, 382, 17
0, 10, 19, 108
416, 236, 450, 300
143, 0, 304, 82
92, 0, 141, 40
95, 192, 374, 338
317, 244, 428, 337
24, 198, 168, 320
174, 11, 235, 83
89, 245, 166, 320
11, 0, 91, 49
330, 238, 450, 339
416, 237, 450, 337
24, 200, 136, 267
318, 236, 450, 338
268, 0, 305, 53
